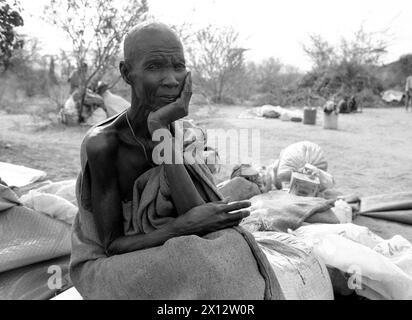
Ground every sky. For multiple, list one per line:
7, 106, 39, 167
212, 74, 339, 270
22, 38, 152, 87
18, 0, 412, 71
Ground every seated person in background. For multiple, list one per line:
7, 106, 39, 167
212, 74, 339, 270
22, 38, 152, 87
337, 96, 349, 113
348, 95, 357, 112
81, 22, 250, 255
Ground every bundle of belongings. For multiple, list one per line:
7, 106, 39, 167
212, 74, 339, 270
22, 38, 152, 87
239, 105, 303, 122
217, 140, 412, 300
60, 81, 129, 126
2, 137, 412, 300
0, 162, 47, 188
381, 90, 404, 104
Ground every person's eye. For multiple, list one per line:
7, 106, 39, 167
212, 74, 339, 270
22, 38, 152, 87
147, 63, 161, 70
174, 64, 186, 71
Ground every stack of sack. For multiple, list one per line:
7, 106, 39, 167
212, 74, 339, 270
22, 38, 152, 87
293, 223, 412, 299
0, 183, 72, 300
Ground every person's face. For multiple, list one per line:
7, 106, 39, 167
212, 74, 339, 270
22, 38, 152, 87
123, 34, 187, 111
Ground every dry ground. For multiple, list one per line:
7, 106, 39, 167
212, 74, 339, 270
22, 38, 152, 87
1, 106, 411, 197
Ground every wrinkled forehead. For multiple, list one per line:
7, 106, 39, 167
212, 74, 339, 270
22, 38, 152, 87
124, 27, 184, 67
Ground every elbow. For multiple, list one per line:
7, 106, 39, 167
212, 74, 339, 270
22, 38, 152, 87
106, 241, 120, 256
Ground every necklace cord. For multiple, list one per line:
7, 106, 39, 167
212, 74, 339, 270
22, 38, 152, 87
125, 111, 153, 167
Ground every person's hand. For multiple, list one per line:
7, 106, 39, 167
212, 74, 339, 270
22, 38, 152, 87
147, 72, 192, 136
172, 199, 251, 236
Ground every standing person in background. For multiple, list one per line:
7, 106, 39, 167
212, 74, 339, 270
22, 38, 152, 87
68, 62, 88, 94
405, 75, 412, 111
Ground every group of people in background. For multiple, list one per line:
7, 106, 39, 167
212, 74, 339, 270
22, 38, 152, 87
336, 95, 359, 114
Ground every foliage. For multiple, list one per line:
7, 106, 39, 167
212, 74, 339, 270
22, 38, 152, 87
377, 54, 412, 90
4, 36, 53, 97
301, 27, 388, 103
187, 24, 247, 104
43, 0, 149, 121
0, 0, 24, 72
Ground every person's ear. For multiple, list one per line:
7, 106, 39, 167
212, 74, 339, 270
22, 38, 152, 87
119, 61, 132, 85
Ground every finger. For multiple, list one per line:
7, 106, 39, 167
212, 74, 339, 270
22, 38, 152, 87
225, 210, 250, 219
225, 212, 250, 227
214, 197, 230, 204
182, 72, 192, 107
184, 71, 192, 93
158, 73, 191, 123
222, 201, 252, 213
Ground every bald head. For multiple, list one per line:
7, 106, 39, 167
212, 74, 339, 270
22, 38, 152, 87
123, 22, 183, 67
119, 22, 188, 111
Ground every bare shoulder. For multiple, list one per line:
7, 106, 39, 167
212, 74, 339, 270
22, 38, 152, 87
84, 125, 119, 165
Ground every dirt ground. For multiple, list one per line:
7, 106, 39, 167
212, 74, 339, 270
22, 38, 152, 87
1, 106, 411, 197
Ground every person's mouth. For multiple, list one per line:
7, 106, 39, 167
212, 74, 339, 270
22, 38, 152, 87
158, 95, 178, 103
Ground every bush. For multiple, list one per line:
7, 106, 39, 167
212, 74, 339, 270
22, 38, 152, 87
357, 88, 386, 108
249, 92, 279, 106
190, 93, 210, 106
210, 95, 236, 105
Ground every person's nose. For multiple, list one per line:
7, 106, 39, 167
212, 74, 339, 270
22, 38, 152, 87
161, 70, 179, 88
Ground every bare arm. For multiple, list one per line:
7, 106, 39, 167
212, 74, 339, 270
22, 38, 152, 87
86, 133, 183, 255
86, 132, 250, 256
147, 72, 204, 214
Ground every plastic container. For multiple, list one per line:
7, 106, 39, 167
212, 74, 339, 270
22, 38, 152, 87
323, 112, 338, 130
303, 107, 317, 125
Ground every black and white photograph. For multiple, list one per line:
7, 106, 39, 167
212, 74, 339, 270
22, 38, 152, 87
1, 0, 412, 306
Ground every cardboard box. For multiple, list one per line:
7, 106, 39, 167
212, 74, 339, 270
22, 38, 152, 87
289, 172, 320, 197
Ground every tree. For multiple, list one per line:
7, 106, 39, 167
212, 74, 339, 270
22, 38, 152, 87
0, 0, 24, 72
254, 57, 283, 93
188, 25, 247, 104
301, 27, 388, 99
6, 36, 51, 97
170, 21, 196, 49
340, 27, 387, 66
302, 34, 337, 70
43, 0, 149, 122
48, 56, 58, 85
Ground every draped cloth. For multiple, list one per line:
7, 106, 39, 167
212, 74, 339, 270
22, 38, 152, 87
69, 113, 284, 300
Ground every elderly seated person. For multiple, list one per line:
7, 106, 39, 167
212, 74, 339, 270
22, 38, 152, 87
70, 22, 334, 300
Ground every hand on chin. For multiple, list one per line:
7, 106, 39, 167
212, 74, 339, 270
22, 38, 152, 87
153, 96, 178, 110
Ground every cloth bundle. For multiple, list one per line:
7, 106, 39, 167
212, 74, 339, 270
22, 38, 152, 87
241, 191, 338, 233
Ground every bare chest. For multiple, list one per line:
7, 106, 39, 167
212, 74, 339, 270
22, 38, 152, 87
116, 144, 154, 201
